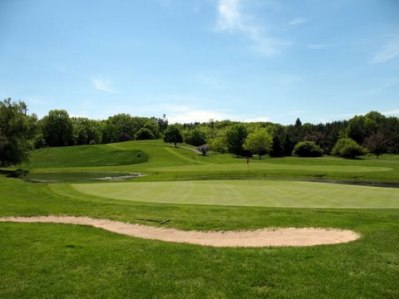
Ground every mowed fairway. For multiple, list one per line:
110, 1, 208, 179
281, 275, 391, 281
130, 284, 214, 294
71, 180, 399, 208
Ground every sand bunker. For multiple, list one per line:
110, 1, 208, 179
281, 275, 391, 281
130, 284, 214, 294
0, 216, 360, 247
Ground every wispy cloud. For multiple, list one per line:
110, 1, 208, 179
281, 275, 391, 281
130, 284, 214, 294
372, 34, 399, 63
91, 78, 115, 93
289, 18, 308, 26
196, 73, 226, 89
242, 116, 271, 122
167, 107, 273, 124
382, 108, 399, 117
364, 77, 399, 95
215, 0, 288, 56
167, 106, 228, 124
216, 0, 241, 32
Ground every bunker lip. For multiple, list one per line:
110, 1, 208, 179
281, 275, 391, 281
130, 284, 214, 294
0, 216, 361, 248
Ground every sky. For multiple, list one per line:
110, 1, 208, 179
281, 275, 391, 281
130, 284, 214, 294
0, 0, 398, 124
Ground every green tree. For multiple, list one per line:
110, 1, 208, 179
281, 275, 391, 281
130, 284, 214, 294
71, 117, 102, 145
226, 124, 247, 156
364, 131, 386, 158
243, 128, 272, 159
157, 114, 168, 134
185, 129, 207, 146
102, 114, 145, 143
332, 138, 367, 159
293, 141, 323, 157
346, 115, 378, 144
0, 98, 37, 166
163, 125, 183, 147
382, 117, 399, 154
209, 130, 228, 153
295, 117, 302, 127
269, 125, 287, 157
135, 128, 155, 140
142, 118, 160, 139
41, 110, 73, 147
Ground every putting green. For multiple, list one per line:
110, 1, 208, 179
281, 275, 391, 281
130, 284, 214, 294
71, 180, 399, 209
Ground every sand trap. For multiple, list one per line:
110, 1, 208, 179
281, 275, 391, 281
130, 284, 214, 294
0, 216, 360, 247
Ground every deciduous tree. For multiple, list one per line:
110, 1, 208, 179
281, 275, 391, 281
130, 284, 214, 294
163, 125, 183, 147
243, 128, 272, 159
226, 124, 247, 156
0, 98, 37, 166
41, 109, 73, 146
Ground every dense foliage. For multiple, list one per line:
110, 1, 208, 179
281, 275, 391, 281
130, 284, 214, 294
41, 110, 73, 147
243, 128, 273, 159
163, 125, 183, 147
332, 138, 367, 159
1, 98, 399, 165
0, 99, 37, 166
293, 141, 323, 157
226, 124, 248, 156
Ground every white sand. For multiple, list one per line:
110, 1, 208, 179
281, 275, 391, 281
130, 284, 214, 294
0, 216, 360, 247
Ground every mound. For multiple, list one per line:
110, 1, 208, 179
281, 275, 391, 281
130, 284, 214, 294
0, 216, 360, 247
25, 144, 148, 168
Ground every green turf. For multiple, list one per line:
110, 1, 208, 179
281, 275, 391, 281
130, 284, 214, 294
1, 140, 399, 298
1, 175, 399, 298
70, 179, 399, 209
20, 140, 399, 184
23, 143, 148, 168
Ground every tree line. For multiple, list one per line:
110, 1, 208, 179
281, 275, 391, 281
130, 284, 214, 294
1, 98, 399, 166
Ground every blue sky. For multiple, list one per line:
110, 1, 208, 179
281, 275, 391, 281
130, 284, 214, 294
1, 0, 398, 124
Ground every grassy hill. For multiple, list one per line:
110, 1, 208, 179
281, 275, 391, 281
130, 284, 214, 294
23, 144, 148, 168
21, 140, 399, 184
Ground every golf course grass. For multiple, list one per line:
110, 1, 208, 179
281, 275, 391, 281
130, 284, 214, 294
23, 144, 148, 168
71, 179, 399, 208
1, 140, 399, 298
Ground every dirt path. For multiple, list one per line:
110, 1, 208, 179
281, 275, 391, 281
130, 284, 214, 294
0, 216, 360, 247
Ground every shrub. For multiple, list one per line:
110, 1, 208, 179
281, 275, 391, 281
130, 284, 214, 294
293, 141, 323, 157
332, 138, 367, 159
198, 144, 209, 156
209, 136, 227, 153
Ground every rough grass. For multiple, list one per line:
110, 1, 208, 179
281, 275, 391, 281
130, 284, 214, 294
23, 143, 148, 169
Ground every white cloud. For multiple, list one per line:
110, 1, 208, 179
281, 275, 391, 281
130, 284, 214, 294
217, 0, 241, 31
242, 116, 271, 122
289, 18, 308, 26
382, 108, 399, 117
167, 107, 273, 124
372, 34, 399, 63
215, 0, 288, 56
167, 107, 228, 124
364, 78, 399, 96
91, 78, 115, 93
